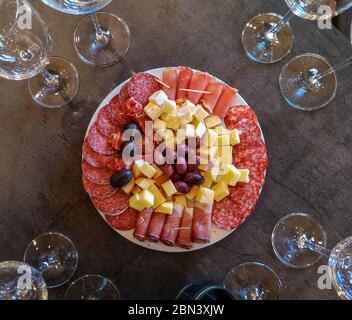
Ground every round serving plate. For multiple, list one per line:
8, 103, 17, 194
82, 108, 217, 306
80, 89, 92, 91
84, 67, 266, 253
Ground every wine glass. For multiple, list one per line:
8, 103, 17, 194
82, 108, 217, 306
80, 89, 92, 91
272, 213, 352, 300
63, 275, 120, 300
242, 0, 352, 64
23, 232, 79, 288
223, 262, 283, 300
41, 0, 130, 68
0, 261, 48, 300
0, 0, 79, 108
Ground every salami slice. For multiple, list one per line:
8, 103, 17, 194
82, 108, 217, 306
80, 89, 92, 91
82, 160, 114, 185
235, 140, 268, 173
234, 118, 262, 145
105, 208, 139, 231
82, 139, 113, 168
82, 175, 116, 199
92, 190, 129, 215
88, 123, 115, 155
225, 105, 258, 130
118, 73, 161, 107
97, 105, 121, 138
212, 197, 241, 230
109, 96, 130, 126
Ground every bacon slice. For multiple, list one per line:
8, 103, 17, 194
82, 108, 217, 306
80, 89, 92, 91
162, 68, 179, 100
176, 207, 194, 249
213, 85, 238, 119
176, 67, 193, 102
187, 72, 212, 104
134, 208, 153, 241
146, 213, 167, 242
192, 202, 213, 244
202, 79, 225, 113
161, 204, 184, 246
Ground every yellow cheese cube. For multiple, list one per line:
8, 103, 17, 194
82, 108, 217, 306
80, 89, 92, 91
160, 128, 174, 141
194, 105, 209, 121
149, 90, 168, 106
152, 164, 163, 179
220, 153, 233, 167
132, 185, 142, 194
139, 189, 155, 208
176, 128, 186, 144
212, 181, 230, 202
221, 164, 241, 186
174, 195, 188, 208
186, 186, 199, 200
177, 104, 194, 124
199, 146, 217, 163
202, 129, 218, 147
238, 169, 250, 183
196, 187, 215, 205
153, 119, 167, 131
214, 126, 229, 136
162, 99, 177, 114
181, 100, 196, 112
129, 193, 146, 212
155, 202, 174, 214
164, 136, 175, 149
121, 176, 135, 194
205, 116, 222, 128
140, 161, 158, 179
144, 102, 162, 120
185, 124, 196, 138
201, 171, 214, 189
133, 160, 145, 178
195, 121, 207, 138
218, 145, 232, 158
148, 185, 167, 209
230, 129, 241, 145
218, 134, 230, 146
166, 114, 181, 131
161, 180, 178, 197
135, 178, 155, 189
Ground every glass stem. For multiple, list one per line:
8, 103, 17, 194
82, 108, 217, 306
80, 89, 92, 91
91, 13, 110, 47
304, 239, 332, 259
41, 68, 60, 88
312, 55, 352, 81
265, 11, 295, 41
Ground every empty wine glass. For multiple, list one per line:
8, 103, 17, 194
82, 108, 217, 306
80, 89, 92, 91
64, 275, 120, 300
23, 232, 79, 288
0, 261, 48, 300
0, 0, 79, 108
242, 0, 352, 64
272, 213, 352, 300
41, 0, 130, 67
223, 262, 283, 300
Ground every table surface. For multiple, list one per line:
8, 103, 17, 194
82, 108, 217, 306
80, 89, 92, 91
1, 0, 351, 300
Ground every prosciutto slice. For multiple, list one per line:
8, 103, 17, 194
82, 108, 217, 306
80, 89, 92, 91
176, 207, 194, 249
213, 85, 238, 119
146, 213, 167, 242
202, 79, 225, 113
162, 68, 179, 100
192, 202, 213, 244
176, 67, 193, 102
187, 72, 212, 104
133, 208, 153, 241
161, 204, 184, 246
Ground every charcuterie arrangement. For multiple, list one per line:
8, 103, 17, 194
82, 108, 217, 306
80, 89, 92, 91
82, 67, 268, 251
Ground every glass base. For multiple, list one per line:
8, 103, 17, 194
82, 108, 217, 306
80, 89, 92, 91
74, 12, 130, 67
279, 53, 337, 111
64, 275, 121, 300
272, 213, 327, 268
223, 262, 282, 300
28, 57, 79, 108
23, 233, 78, 288
242, 13, 293, 64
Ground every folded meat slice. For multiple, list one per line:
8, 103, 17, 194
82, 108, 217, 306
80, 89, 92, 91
176, 207, 194, 249
161, 204, 184, 246
192, 202, 213, 244
162, 68, 179, 100
134, 208, 153, 241
187, 72, 212, 104
146, 212, 167, 242
202, 79, 225, 113
176, 67, 193, 102
213, 85, 238, 119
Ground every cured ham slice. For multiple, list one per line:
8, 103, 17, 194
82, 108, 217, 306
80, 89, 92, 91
162, 68, 179, 100
176, 67, 193, 102
202, 79, 225, 113
187, 72, 212, 104
176, 207, 194, 249
134, 208, 153, 241
146, 213, 167, 242
161, 204, 184, 246
192, 202, 212, 244
213, 85, 238, 119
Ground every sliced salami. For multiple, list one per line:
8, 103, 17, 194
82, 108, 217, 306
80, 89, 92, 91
234, 118, 262, 145
82, 160, 114, 185
105, 208, 139, 231
82, 139, 113, 168
109, 96, 130, 126
225, 105, 258, 130
82, 175, 117, 199
212, 198, 242, 230
88, 123, 115, 155
92, 190, 129, 215
235, 140, 268, 173
97, 105, 121, 138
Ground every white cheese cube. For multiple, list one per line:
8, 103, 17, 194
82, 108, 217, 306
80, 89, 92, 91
149, 90, 168, 106
144, 102, 162, 120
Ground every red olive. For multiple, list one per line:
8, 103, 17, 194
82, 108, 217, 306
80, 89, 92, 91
174, 181, 191, 194
183, 172, 205, 186
161, 164, 174, 177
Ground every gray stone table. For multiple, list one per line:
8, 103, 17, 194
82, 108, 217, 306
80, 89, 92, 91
1, 0, 351, 300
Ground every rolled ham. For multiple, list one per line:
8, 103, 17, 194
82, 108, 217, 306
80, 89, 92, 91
202, 79, 225, 113
162, 68, 179, 100
161, 204, 184, 246
192, 202, 213, 244
134, 208, 153, 241
187, 72, 212, 104
213, 85, 238, 119
146, 212, 167, 242
176, 67, 193, 102
176, 207, 194, 249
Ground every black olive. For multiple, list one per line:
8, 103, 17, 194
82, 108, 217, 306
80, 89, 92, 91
120, 141, 135, 157
110, 169, 133, 188
124, 123, 140, 141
